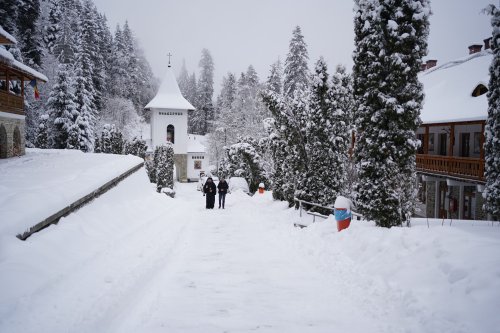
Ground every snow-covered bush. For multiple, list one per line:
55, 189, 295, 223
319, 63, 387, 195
155, 143, 174, 193
124, 137, 147, 159
35, 114, 50, 149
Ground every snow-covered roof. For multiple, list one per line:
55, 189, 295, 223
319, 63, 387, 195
145, 65, 195, 110
0, 25, 17, 45
419, 50, 491, 124
0, 47, 48, 82
187, 134, 206, 153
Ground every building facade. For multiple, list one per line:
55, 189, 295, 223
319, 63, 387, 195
145, 62, 209, 182
416, 40, 492, 220
0, 26, 47, 158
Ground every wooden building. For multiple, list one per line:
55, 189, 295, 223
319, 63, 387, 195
416, 41, 492, 220
0, 26, 47, 158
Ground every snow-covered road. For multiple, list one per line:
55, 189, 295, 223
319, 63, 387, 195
1, 169, 499, 332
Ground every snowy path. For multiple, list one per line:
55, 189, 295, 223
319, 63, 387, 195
1, 169, 498, 332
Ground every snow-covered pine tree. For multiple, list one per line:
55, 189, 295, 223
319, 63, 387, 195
155, 143, 174, 192
72, 20, 97, 152
208, 72, 237, 169
484, 4, 500, 219
193, 48, 214, 134
304, 58, 349, 210
0, 0, 18, 36
353, 0, 430, 227
44, 0, 62, 54
16, 0, 44, 67
100, 123, 114, 153
46, 64, 77, 148
111, 129, 124, 154
284, 26, 309, 99
267, 59, 283, 96
35, 114, 50, 148
263, 26, 310, 205
263, 60, 286, 200
94, 134, 101, 153
330, 65, 356, 193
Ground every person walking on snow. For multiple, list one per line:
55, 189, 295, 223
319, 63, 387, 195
217, 178, 229, 209
203, 177, 217, 209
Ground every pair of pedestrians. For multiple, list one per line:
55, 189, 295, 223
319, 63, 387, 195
203, 178, 229, 209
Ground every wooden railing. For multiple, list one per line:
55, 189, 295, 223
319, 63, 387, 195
0, 90, 24, 115
416, 154, 485, 181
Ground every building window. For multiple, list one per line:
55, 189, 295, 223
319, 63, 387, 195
166, 124, 174, 143
194, 160, 202, 169
473, 132, 481, 154
461, 133, 470, 157
472, 84, 488, 97
439, 133, 447, 156
417, 134, 424, 154
428, 133, 435, 151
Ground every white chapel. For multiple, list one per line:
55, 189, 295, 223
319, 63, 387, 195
145, 59, 209, 182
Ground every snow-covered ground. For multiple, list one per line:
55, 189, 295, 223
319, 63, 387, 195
0, 168, 499, 332
0, 149, 143, 237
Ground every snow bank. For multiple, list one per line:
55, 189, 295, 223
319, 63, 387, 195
0, 149, 143, 237
286, 213, 500, 332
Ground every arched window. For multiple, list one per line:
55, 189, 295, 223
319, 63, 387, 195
472, 84, 488, 97
13, 126, 21, 156
0, 125, 7, 158
167, 125, 175, 144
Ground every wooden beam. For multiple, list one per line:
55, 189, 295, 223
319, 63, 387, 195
480, 121, 485, 160
424, 125, 429, 154
449, 124, 455, 157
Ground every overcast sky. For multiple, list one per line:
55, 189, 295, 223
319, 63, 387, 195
93, 0, 494, 93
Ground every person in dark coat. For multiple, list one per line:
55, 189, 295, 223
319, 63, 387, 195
217, 178, 229, 209
203, 177, 217, 209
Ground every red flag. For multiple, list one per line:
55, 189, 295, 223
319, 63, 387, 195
30, 79, 40, 100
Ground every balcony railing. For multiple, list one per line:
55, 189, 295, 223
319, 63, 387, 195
416, 154, 485, 182
0, 90, 24, 115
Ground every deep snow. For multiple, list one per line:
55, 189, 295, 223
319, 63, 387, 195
0, 149, 143, 237
0, 168, 499, 332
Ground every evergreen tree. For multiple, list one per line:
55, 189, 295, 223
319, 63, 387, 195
17, 0, 44, 67
124, 137, 147, 159
0, 0, 18, 36
353, 0, 430, 227
111, 129, 124, 154
303, 58, 349, 210
100, 123, 114, 153
194, 48, 214, 134
44, 0, 62, 54
484, 4, 500, 219
35, 114, 50, 148
267, 59, 283, 95
284, 26, 309, 98
72, 19, 97, 152
155, 143, 175, 192
46, 64, 77, 149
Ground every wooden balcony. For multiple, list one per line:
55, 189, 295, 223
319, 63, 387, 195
416, 154, 485, 182
0, 90, 24, 115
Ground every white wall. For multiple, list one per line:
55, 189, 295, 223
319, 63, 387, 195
187, 152, 209, 180
150, 108, 188, 154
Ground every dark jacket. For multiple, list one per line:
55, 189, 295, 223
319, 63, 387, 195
203, 179, 217, 196
217, 180, 229, 193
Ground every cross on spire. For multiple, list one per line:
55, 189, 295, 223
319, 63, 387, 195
167, 52, 172, 67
